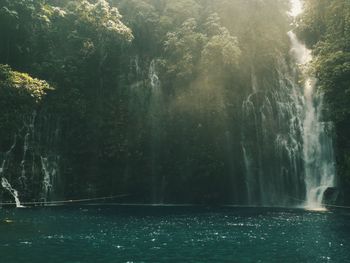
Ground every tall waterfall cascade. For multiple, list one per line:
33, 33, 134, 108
288, 0, 336, 210
240, 0, 337, 208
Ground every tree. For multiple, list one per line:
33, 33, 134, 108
164, 18, 207, 82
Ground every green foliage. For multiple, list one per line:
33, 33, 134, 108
163, 13, 241, 85
164, 18, 207, 81
0, 64, 51, 103
67, 0, 133, 42
201, 26, 241, 70
161, 0, 201, 26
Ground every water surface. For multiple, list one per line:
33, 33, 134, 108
0, 205, 349, 262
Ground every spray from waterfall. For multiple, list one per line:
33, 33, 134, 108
288, 0, 336, 210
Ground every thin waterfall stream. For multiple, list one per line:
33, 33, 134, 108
1, 177, 23, 208
0, 136, 24, 207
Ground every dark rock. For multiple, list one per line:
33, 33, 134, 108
323, 187, 340, 204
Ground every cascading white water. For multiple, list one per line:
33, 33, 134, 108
19, 112, 36, 191
0, 136, 24, 207
133, 55, 142, 77
288, 0, 303, 19
241, 53, 305, 206
19, 131, 29, 188
288, 0, 336, 210
149, 60, 161, 91
1, 178, 23, 208
41, 156, 52, 200
0, 112, 61, 206
41, 155, 59, 201
239, 1, 336, 207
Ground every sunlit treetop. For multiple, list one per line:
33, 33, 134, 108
66, 0, 133, 42
0, 64, 52, 103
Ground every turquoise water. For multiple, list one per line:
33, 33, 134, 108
0, 206, 349, 262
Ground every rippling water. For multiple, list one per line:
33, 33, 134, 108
0, 205, 349, 262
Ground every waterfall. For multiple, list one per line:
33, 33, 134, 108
19, 111, 36, 192
0, 111, 62, 206
242, 144, 254, 204
148, 59, 164, 203
19, 131, 29, 190
0, 136, 24, 207
38, 115, 62, 201
0, 136, 23, 207
41, 155, 59, 201
288, 0, 303, 18
288, 0, 336, 210
1, 178, 23, 207
239, 0, 336, 208
149, 60, 161, 91
241, 55, 304, 206
133, 55, 142, 77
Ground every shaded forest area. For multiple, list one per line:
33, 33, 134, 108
0, 0, 349, 205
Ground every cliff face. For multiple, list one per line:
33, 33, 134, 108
1, 0, 345, 206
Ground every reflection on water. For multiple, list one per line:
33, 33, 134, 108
0, 206, 349, 262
